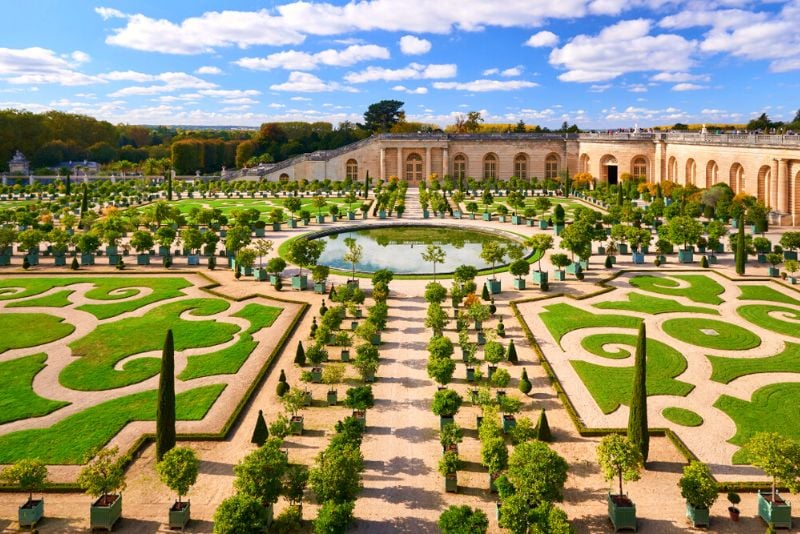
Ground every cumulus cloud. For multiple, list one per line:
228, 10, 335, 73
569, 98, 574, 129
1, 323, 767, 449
270, 71, 357, 92
196, 66, 222, 75
392, 85, 429, 94
672, 83, 707, 91
0, 47, 101, 86
525, 31, 559, 47
95, 7, 126, 20
399, 35, 432, 55
549, 19, 696, 82
108, 72, 217, 96
344, 62, 456, 83
71, 51, 91, 64
235, 44, 389, 71
501, 66, 523, 77
433, 79, 538, 91
651, 71, 710, 82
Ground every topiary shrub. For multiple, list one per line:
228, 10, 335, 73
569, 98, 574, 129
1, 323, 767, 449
22, 256, 30, 270
701, 255, 709, 268
294, 341, 306, 366
605, 255, 613, 268
506, 339, 518, 363
71, 257, 79, 270
276, 381, 290, 397
518, 368, 532, 395
251, 410, 269, 446
535, 409, 552, 442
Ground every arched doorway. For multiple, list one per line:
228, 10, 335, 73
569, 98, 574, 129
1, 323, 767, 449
705, 161, 718, 189
579, 153, 590, 174
757, 165, 772, 205
631, 156, 648, 181
667, 156, 677, 182
345, 159, 358, 181
601, 155, 618, 185
685, 159, 696, 186
406, 153, 423, 183
279, 173, 290, 182
729, 163, 744, 194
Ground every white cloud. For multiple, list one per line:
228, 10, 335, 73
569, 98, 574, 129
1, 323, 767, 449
525, 31, 559, 47
344, 62, 456, 83
108, 72, 217, 96
268, 103, 286, 108
627, 84, 647, 93
100, 70, 155, 82
270, 71, 356, 92
235, 44, 389, 71
196, 66, 222, 75
290, 96, 311, 101
399, 35, 432, 55
198, 89, 260, 98
589, 84, 611, 92
651, 71, 709, 82
549, 19, 695, 82
94, 7, 126, 20
71, 51, 91, 64
433, 79, 538, 91
672, 83, 707, 91
604, 105, 690, 122
501, 66, 523, 77
392, 85, 429, 94
0, 47, 102, 86
482, 68, 499, 76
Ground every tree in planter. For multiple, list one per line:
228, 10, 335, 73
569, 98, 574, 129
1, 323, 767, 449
284, 196, 302, 222
1, 459, 48, 510
235, 248, 257, 275
252, 409, 270, 445
627, 322, 649, 462
305, 342, 329, 366
664, 215, 703, 253
440, 422, 464, 452
287, 237, 325, 278
744, 432, 800, 502
157, 447, 199, 509
484, 340, 505, 368
312, 196, 327, 218
481, 435, 509, 476
428, 353, 457, 386
678, 461, 718, 518
559, 219, 592, 263
597, 434, 643, 499
323, 362, 346, 395
213, 494, 270, 534
77, 446, 127, 506
439, 450, 462, 478
428, 335, 455, 360
234, 437, 288, 509
344, 385, 375, 410
424, 281, 448, 304
315, 500, 355, 534
438, 505, 488, 534
353, 342, 380, 381
550, 252, 571, 274
425, 302, 450, 336
480, 241, 507, 281
491, 367, 511, 389
157, 329, 176, 461
506, 440, 568, 504
181, 227, 204, 257
309, 445, 363, 503
422, 244, 446, 281
467, 300, 491, 330
767, 252, 783, 272
367, 300, 389, 331
252, 239, 273, 269
355, 320, 379, 346
266, 257, 287, 281
432, 388, 463, 418
282, 463, 309, 509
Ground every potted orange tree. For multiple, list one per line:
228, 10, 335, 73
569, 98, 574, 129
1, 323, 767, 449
78, 447, 126, 532
2, 459, 48, 528
597, 434, 642, 533
157, 446, 199, 530
678, 461, 718, 527
746, 432, 800, 529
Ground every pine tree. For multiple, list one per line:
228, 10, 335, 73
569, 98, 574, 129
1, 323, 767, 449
156, 329, 176, 461
506, 339, 518, 363
736, 212, 746, 275
294, 340, 306, 366
481, 283, 490, 301
518, 368, 532, 395
627, 322, 649, 462
251, 409, 269, 446
535, 409, 551, 442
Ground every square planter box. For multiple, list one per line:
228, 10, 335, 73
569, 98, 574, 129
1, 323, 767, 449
240, 266, 253, 277
137, 254, 150, 265
288, 219, 298, 229
597, 246, 606, 255
290, 415, 304, 435
253, 227, 265, 237
378, 210, 387, 219
316, 215, 326, 223
314, 281, 326, 294
532, 270, 549, 286
758, 253, 768, 264
758, 490, 792, 529
502, 414, 517, 433
513, 278, 526, 290
554, 270, 566, 281
370, 333, 381, 346
272, 222, 282, 232
526, 218, 534, 227
566, 262, 582, 275
364, 370, 376, 382
187, 254, 200, 266
686, 502, 709, 528
169, 501, 190, 530
422, 210, 430, 219
158, 246, 170, 257
90, 494, 122, 532
769, 267, 780, 277
631, 252, 645, 264
302, 390, 312, 406
618, 243, 629, 255
327, 390, 338, 406
678, 249, 694, 263
19, 498, 44, 528
81, 253, 95, 266
708, 254, 718, 264
466, 367, 475, 381
453, 210, 462, 219
341, 349, 350, 362
539, 219, 548, 229
107, 254, 121, 265
554, 223, 565, 236
784, 251, 798, 261
252, 268, 267, 281
511, 215, 522, 225
486, 279, 501, 295
477, 331, 486, 345
292, 275, 308, 290
790, 276, 798, 285
347, 212, 356, 221
497, 215, 506, 223
310, 367, 323, 383
54, 254, 67, 266
444, 474, 458, 493
607, 494, 636, 533
440, 415, 454, 431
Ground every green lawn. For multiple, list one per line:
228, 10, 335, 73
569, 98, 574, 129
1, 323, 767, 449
594, 292, 718, 316
662, 318, 761, 350
738, 285, 800, 306
737, 304, 800, 339
538, 303, 641, 346
0, 384, 224, 464
715, 382, 800, 464
580, 333, 639, 359
0, 313, 75, 353
0, 354, 69, 424
61, 298, 239, 391
629, 274, 725, 305
571, 335, 694, 414
709, 342, 800, 384
662, 407, 703, 427
179, 303, 282, 380
6, 289, 74, 308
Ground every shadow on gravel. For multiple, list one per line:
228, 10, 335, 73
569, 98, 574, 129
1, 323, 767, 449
352, 517, 438, 533
384, 456, 432, 476
393, 425, 436, 443
360, 485, 445, 510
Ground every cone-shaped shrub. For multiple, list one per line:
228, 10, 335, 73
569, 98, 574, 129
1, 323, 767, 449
252, 410, 269, 446
627, 322, 649, 462
481, 284, 490, 301
506, 339, 518, 363
701, 255, 709, 268
295, 340, 306, 366
156, 329, 176, 461
535, 409, 551, 442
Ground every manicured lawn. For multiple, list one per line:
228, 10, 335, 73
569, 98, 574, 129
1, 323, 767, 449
0, 353, 69, 424
715, 382, 800, 464
738, 285, 800, 306
629, 274, 725, 305
580, 333, 638, 359
0, 384, 224, 464
571, 336, 694, 414
662, 317, 761, 350
594, 292, 718, 316
6, 289, 74, 308
61, 298, 239, 391
709, 342, 800, 384
539, 303, 641, 346
737, 304, 800, 339
0, 313, 75, 353
179, 303, 282, 380
662, 407, 703, 427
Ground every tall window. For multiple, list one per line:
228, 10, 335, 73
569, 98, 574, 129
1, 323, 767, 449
632, 157, 648, 180
484, 153, 497, 180
453, 155, 466, 181
406, 153, 422, 181
345, 159, 358, 181
514, 154, 528, 179
545, 154, 559, 179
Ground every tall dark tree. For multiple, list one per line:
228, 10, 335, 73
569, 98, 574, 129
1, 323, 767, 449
363, 170, 370, 199
294, 340, 306, 366
79, 183, 89, 226
535, 409, 551, 442
61, 167, 71, 196
736, 211, 746, 275
156, 329, 176, 460
167, 169, 173, 201
617, 184, 624, 206
251, 410, 269, 446
627, 322, 649, 462
362, 100, 404, 132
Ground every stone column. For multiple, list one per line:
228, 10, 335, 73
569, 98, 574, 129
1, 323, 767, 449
379, 147, 386, 182
425, 147, 432, 181
772, 159, 780, 209
396, 147, 402, 181
778, 159, 789, 213
442, 147, 449, 177
653, 141, 663, 183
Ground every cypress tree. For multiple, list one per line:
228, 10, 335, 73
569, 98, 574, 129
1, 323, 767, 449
481, 283, 490, 301
70, 257, 79, 270
735, 211, 746, 275
506, 339, 518, 363
167, 170, 173, 201
535, 409, 551, 442
309, 317, 318, 338
156, 329, 176, 461
363, 170, 370, 198
320, 299, 328, 317
627, 322, 649, 462
294, 340, 306, 366
617, 184, 623, 206
251, 409, 269, 446
79, 183, 89, 226
518, 368, 532, 395
64, 171, 71, 196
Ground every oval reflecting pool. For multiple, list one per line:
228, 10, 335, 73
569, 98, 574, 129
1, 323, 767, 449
313, 225, 525, 275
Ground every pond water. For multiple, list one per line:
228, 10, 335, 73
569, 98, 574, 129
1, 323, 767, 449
313, 225, 523, 275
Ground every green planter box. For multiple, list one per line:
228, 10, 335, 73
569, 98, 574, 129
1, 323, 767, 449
292, 275, 308, 290
566, 262, 582, 275
482, 212, 491, 221
290, 415, 304, 435
310, 367, 323, 383
511, 215, 522, 225
477, 331, 486, 345
370, 333, 381, 346
466, 367, 475, 381
272, 222, 282, 232
708, 254, 718, 264
686, 502, 709, 528
288, 219, 298, 228
327, 390, 338, 406
240, 265, 253, 277
678, 249, 694, 263
497, 215, 506, 223
784, 251, 798, 261
440, 415, 454, 431
423, 210, 430, 219
81, 252, 95, 266
90, 494, 122, 532
758, 490, 792, 529
502, 414, 516, 433
347, 212, 356, 221
169, 501, 190, 530
618, 243, 629, 255
253, 268, 268, 281
513, 278, 526, 290
137, 254, 150, 265
107, 254, 121, 265
607, 494, 636, 533
539, 219, 548, 229
527, 218, 534, 227
554, 223, 565, 236
444, 474, 458, 493
341, 349, 350, 362
19, 498, 44, 528
486, 279, 501, 294
187, 254, 200, 266
314, 281, 326, 294
532, 270, 549, 286
631, 252, 645, 264
769, 266, 780, 277
378, 210, 387, 219
363, 370, 376, 382
453, 210, 462, 219
316, 215, 325, 223
54, 254, 66, 266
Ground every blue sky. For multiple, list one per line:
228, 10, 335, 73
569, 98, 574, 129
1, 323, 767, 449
1, 0, 798, 128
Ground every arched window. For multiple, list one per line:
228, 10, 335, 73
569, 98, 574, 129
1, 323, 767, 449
279, 173, 290, 182
514, 154, 528, 179
685, 159, 696, 186
632, 157, 648, 180
757, 165, 772, 205
730, 163, 744, 194
453, 154, 467, 181
484, 153, 497, 180
579, 154, 590, 174
706, 161, 718, 188
667, 156, 677, 182
545, 154, 559, 179
406, 153, 422, 181
345, 159, 358, 181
